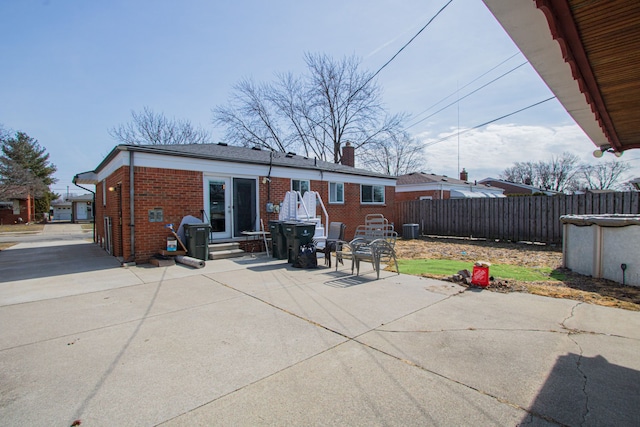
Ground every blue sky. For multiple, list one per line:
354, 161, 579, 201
1, 0, 638, 195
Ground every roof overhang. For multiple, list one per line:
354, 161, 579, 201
73, 171, 99, 185
482, 0, 640, 153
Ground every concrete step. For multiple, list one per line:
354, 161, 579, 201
209, 242, 241, 252
208, 248, 246, 260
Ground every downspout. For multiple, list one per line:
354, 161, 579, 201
129, 151, 135, 262
74, 182, 96, 243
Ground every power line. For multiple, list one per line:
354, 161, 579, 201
406, 61, 529, 130
408, 51, 523, 123
423, 96, 557, 148
369, 0, 454, 83
347, 0, 454, 105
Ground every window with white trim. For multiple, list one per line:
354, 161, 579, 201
292, 179, 310, 195
329, 182, 344, 203
361, 184, 385, 204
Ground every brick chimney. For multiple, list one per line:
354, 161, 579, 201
341, 141, 355, 167
460, 168, 468, 181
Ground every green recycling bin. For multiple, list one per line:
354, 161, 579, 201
268, 220, 287, 259
184, 223, 211, 260
283, 221, 316, 264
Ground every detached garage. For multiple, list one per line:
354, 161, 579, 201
51, 199, 72, 221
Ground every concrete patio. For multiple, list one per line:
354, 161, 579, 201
0, 224, 639, 426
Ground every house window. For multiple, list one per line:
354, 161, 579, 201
361, 184, 385, 204
329, 182, 344, 204
292, 179, 310, 195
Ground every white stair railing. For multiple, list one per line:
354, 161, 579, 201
278, 191, 328, 241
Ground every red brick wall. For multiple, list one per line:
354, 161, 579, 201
95, 166, 203, 264
0, 200, 29, 225
133, 167, 203, 263
258, 177, 396, 241
94, 167, 128, 260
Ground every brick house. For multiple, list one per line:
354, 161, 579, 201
0, 187, 36, 224
396, 170, 505, 201
74, 143, 396, 264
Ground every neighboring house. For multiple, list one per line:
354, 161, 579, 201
69, 193, 94, 223
396, 170, 505, 201
0, 186, 36, 224
478, 178, 560, 196
74, 143, 396, 264
51, 194, 94, 222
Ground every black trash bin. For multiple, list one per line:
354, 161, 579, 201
283, 222, 316, 264
268, 220, 287, 259
184, 223, 211, 260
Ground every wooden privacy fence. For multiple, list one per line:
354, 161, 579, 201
397, 191, 640, 244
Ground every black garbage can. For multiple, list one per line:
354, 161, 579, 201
184, 223, 211, 260
268, 220, 287, 259
283, 222, 316, 264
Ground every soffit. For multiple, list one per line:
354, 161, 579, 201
483, 0, 640, 152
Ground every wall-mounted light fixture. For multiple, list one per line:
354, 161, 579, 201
593, 144, 623, 158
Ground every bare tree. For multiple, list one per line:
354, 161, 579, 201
358, 131, 426, 176
110, 107, 211, 145
579, 160, 631, 190
501, 152, 580, 192
212, 53, 407, 166
500, 162, 535, 185
212, 79, 292, 152
547, 152, 580, 191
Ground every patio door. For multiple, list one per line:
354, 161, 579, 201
207, 178, 232, 239
233, 178, 257, 236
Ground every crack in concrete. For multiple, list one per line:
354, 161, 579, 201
567, 331, 590, 426
560, 301, 582, 332
559, 302, 590, 426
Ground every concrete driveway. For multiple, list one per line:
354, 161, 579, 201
1, 224, 639, 426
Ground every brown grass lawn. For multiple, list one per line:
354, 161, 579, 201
0, 223, 44, 233
394, 237, 640, 311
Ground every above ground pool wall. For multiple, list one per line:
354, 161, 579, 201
562, 215, 640, 287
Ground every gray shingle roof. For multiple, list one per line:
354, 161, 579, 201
397, 172, 494, 189
101, 143, 393, 180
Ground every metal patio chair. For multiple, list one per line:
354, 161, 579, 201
315, 222, 346, 267
353, 230, 399, 279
